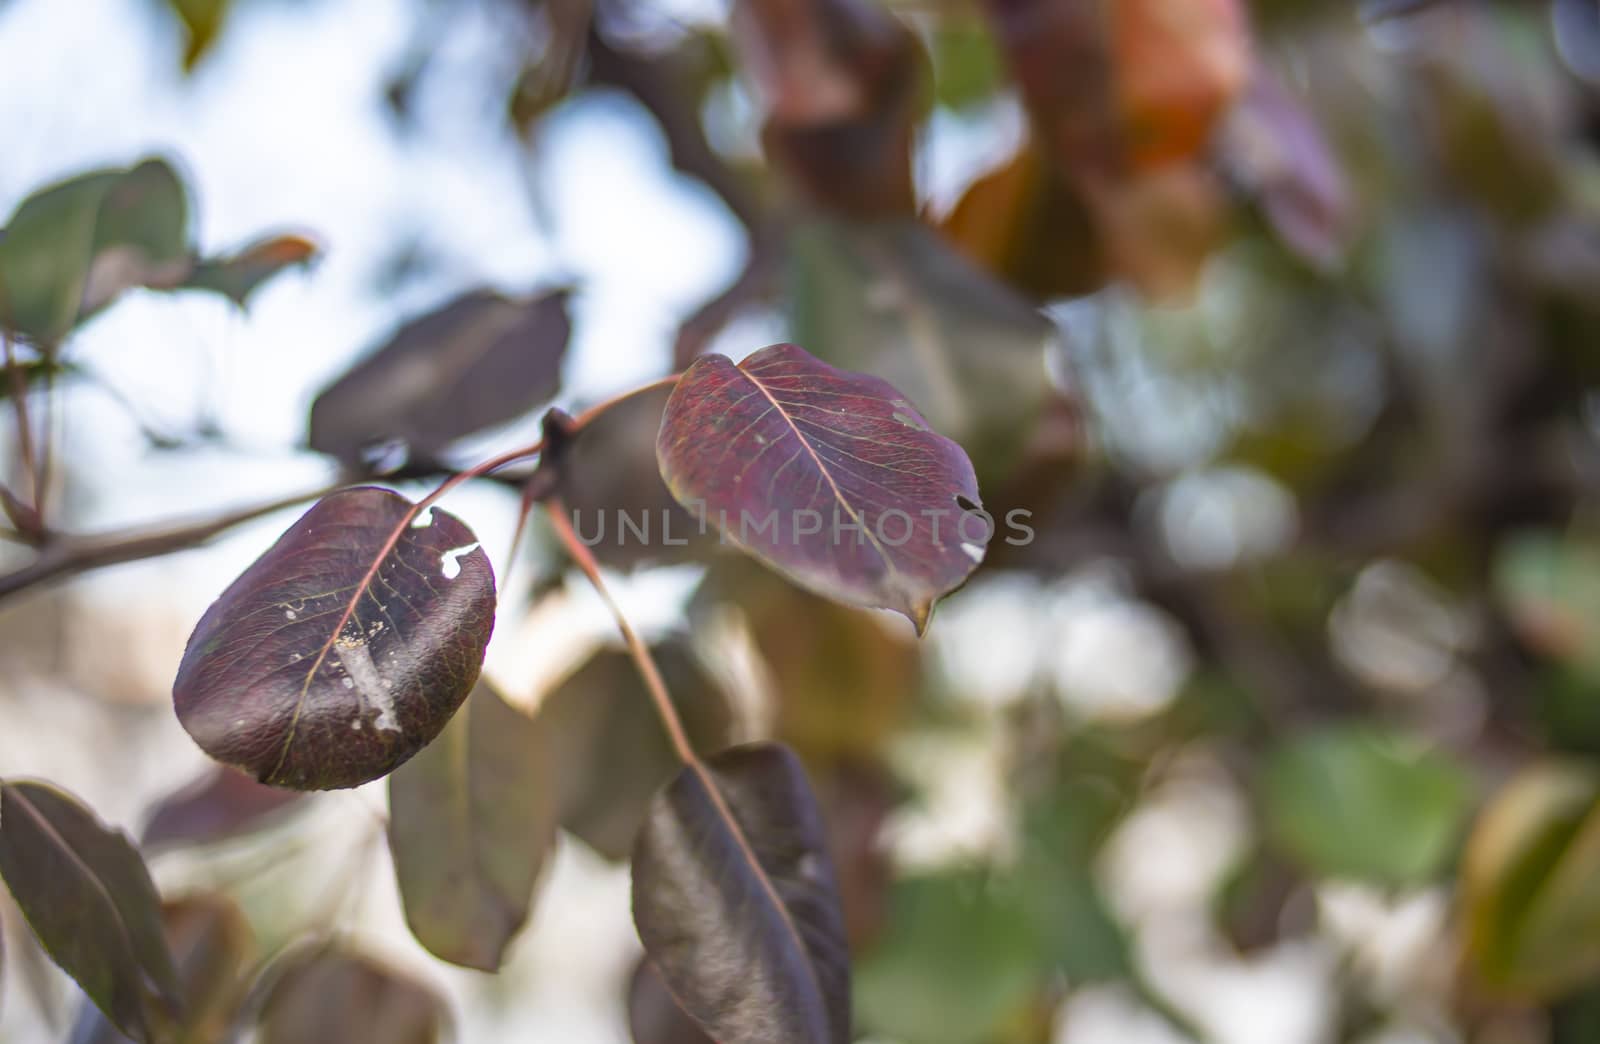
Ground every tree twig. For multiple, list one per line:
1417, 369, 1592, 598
543, 495, 697, 764
0, 483, 339, 604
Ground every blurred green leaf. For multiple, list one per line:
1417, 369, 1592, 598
1017, 765, 1134, 982
788, 218, 1054, 483
256, 946, 445, 1044
168, 0, 234, 70
855, 869, 1044, 1044
184, 234, 317, 307
931, 20, 1004, 110
0, 168, 124, 345
1533, 667, 1600, 757
1462, 761, 1600, 1001
59, 158, 192, 327
0, 160, 312, 346
1263, 726, 1473, 885
1496, 531, 1600, 680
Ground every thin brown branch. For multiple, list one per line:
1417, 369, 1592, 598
0, 483, 337, 605
543, 496, 698, 765
569, 372, 682, 430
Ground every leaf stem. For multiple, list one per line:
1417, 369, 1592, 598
567, 372, 682, 433
501, 373, 682, 568
0, 481, 341, 604
1, 323, 41, 514
542, 496, 698, 766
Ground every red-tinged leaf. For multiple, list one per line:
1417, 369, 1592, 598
1222, 67, 1353, 270
255, 946, 446, 1044
0, 781, 181, 1042
184, 233, 319, 307
308, 288, 570, 471
539, 643, 735, 861
629, 959, 713, 1044
143, 766, 308, 848
388, 681, 556, 971
632, 743, 850, 1044
172, 487, 496, 790
657, 342, 987, 633
71, 894, 256, 1044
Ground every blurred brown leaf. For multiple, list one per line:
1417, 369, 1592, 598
627, 959, 714, 1044
536, 641, 736, 860
143, 766, 308, 849
941, 139, 1106, 299
388, 681, 557, 971
256, 947, 446, 1044
975, 0, 1249, 296
695, 561, 920, 767
1114, 0, 1251, 171
1084, 164, 1227, 301
73, 894, 255, 1044
736, 0, 923, 215
307, 288, 570, 471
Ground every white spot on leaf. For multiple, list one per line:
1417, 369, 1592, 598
335, 639, 401, 733
440, 543, 480, 579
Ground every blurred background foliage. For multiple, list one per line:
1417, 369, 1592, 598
3, 0, 1600, 1041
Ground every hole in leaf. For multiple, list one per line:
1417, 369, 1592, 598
440, 543, 480, 579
